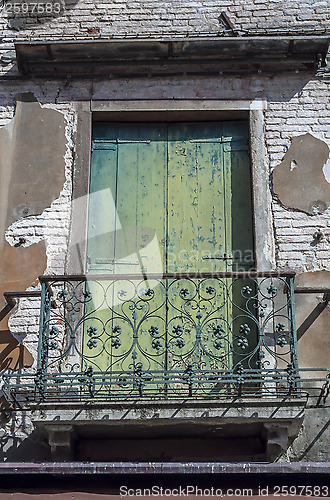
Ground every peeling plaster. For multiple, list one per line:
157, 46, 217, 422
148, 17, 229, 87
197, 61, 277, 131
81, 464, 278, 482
1, 92, 66, 231
295, 271, 330, 374
272, 133, 330, 215
0, 93, 67, 370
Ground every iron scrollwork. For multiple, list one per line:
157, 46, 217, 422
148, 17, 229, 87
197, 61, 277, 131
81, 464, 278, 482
4, 273, 302, 402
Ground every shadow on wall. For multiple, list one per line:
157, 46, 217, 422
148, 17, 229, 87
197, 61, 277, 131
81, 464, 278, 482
290, 409, 330, 462
0, 244, 46, 370
0, 331, 33, 371
0, 404, 49, 462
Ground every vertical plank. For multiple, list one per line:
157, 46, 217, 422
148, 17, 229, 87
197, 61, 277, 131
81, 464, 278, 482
113, 124, 168, 388
167, 123, 227, 273
196, 126, 226, 274
223, 121, 253, 271
87, 122, 120, 274
115, 123, 167, 275
167, 123, 196, 273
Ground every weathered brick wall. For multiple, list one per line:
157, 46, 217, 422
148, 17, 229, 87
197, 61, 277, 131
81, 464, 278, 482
0, 0, 329, 464
0, 0, 329, 40
0, 73, 329, 363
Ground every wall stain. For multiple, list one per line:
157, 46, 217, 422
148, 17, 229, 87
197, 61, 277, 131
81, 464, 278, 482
273, 133, 330, 215
0, 93, 66, 370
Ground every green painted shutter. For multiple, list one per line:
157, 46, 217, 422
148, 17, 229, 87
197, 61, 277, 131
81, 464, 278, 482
88, 123, 167, 274
84, 121, 254, 395
88, 121, 253, 275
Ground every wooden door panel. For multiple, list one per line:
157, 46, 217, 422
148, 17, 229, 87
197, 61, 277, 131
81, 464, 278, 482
85, 124, 168, 391
84, 121, 255, 396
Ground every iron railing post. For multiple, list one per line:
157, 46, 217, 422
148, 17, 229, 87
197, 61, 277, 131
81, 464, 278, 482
36, 281, 51, 400
287, 276, 300, 394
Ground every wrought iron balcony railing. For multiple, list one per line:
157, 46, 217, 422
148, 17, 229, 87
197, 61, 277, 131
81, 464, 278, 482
6, 270, 325, 404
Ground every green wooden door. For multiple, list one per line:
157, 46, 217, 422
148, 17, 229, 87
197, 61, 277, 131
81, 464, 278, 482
84, 121, 254, 396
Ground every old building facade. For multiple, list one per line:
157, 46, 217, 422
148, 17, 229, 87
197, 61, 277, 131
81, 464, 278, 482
0, 0, 330, 488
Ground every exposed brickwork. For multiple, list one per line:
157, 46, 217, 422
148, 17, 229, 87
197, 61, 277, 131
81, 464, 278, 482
0, 73, 329, 360
0, 0, 329, 41
0, 0, 329, 463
